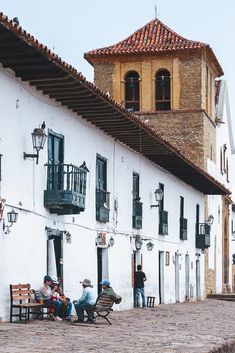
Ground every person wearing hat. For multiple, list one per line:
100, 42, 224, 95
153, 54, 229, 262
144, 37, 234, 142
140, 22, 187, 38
73, 279, 96, 323
99, 279, 117, 298
39, 275, 62, 321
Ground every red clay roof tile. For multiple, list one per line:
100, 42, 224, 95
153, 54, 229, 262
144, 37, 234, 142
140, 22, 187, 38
85, 18, 223, 77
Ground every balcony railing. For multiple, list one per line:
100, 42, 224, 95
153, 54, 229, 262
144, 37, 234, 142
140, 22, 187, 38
196, 223, 211, 249
159, 209, 168, 235
44, 162, 89, 215
180, 217, 188, 240
132, 200, 143, 229
96, 189, 110, 223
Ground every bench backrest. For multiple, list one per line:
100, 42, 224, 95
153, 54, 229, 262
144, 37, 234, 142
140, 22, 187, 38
10, 284, 32, 304
95, 295, 114, 309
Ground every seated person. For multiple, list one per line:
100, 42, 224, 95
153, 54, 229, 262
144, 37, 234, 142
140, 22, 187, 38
73, 279, 96, 323
99, 279, 122, 304
99, 279, 117, 298
39, 275, 62, 321
53, 282, 72, 320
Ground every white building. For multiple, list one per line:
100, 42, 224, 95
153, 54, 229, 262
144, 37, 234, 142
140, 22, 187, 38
208, 79, 235, 293
0, 14, 229, 321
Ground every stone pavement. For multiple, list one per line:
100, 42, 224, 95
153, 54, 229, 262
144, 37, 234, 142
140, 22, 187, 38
0, 299, 235, 353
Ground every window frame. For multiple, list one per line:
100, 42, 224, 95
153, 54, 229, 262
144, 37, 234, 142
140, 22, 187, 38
155, 69, 171, 111
124, 71, 140, 112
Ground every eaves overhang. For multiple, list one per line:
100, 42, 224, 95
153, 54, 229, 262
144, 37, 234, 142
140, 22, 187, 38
0, 13, 229, 196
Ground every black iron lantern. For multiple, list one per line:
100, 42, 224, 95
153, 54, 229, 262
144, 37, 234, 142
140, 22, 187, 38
108, 236, 115, 247
151, 188, 164, 208
24, 122, 47, 164
7, 209, 18, 224
135, 235, 143, 251
3, 209, 18, 232
146, 240, 154, 251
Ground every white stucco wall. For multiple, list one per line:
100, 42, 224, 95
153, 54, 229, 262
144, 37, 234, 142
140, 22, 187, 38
0, 67, 206, 321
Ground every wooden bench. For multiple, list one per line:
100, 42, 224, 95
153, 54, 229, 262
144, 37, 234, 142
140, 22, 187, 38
88, 295, 115, 325
10, 284, 45, 323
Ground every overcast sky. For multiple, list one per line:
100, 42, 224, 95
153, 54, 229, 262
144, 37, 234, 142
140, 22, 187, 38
0, 0, 234, 128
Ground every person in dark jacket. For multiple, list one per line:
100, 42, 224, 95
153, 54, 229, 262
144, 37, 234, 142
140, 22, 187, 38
134, 264, 147, 308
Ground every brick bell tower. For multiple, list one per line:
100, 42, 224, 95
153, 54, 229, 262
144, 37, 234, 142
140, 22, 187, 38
84, 18, 223, 170
85, 19, 231, 294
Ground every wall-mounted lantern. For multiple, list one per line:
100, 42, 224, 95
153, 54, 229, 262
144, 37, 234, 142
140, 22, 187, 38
64, 231, 71, 243
150, 188, 164, 208
207, 215, 214, 226
135, 235, 143, 251
146, 240, 154, 251
108, 236, 115, 247
23, 122, 47, 164
3, 209, 18, 233
96, 233, 102, 246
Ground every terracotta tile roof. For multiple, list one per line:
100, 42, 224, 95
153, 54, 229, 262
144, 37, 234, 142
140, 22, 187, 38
0, 12, 229, 195
85, 18, 223, 77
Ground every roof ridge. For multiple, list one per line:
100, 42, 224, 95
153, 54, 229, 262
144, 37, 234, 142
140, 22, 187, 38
85, 18, 206, 56
84, 17, 223, 77
0, 11, 228, 194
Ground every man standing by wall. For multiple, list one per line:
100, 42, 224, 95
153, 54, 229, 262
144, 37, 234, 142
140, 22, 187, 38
134, 265, 147, 308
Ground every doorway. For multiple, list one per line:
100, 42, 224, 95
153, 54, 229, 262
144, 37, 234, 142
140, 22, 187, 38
175, 253, 180, 303
196, 259, 201, 300
185, 254, 190, 301
158, 251, 164, 304
97, 247, 109, 295
47, 230, 63, 285
132, 251, 142, 307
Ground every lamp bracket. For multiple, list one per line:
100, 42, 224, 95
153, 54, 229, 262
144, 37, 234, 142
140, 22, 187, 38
23, 151, 39, 164
150, 204, 159, 208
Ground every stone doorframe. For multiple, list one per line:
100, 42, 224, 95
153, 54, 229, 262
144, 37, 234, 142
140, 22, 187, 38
222, 195, 232, 293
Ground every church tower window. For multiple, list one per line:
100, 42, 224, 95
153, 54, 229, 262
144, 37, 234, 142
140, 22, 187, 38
155, 69, 171, 110
124, 71, 140, 111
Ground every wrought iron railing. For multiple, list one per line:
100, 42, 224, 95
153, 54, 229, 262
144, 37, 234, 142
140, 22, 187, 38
46, 163, 88, 195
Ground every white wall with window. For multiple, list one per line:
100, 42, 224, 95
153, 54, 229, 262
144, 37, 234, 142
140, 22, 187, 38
0, 64, 210, 321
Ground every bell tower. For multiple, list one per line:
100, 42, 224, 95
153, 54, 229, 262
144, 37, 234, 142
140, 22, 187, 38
85, 19, 223, 170
85, 18, 232, 295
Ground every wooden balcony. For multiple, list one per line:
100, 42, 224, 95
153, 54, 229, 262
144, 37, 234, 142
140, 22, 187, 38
44, 162, 89, 215
196, 223, 211, 249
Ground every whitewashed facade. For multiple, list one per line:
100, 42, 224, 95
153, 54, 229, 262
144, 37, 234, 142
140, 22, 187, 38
207, 80, 235, 293
0, 15, 229, 322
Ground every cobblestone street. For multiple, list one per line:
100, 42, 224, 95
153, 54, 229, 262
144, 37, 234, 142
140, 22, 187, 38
0, 299, 234, 353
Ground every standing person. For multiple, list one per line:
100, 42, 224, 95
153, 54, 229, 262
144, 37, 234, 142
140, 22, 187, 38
39, 275, 62, 321
134, 264, 147, 308
73, 279, 96, 323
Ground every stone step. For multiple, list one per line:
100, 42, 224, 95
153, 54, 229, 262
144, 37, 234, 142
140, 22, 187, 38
207, 294, 235, 301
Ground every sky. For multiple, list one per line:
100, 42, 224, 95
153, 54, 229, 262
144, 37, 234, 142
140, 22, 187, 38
0, 0, 234, 127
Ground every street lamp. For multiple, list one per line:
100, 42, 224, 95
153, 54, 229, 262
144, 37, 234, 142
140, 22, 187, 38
108, 236, 115, 247
23, 122, 47, 164
151, 188, 164, 208
135, 235, 143, 251
3, 209, 18, 232
146, 240, 154, 251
